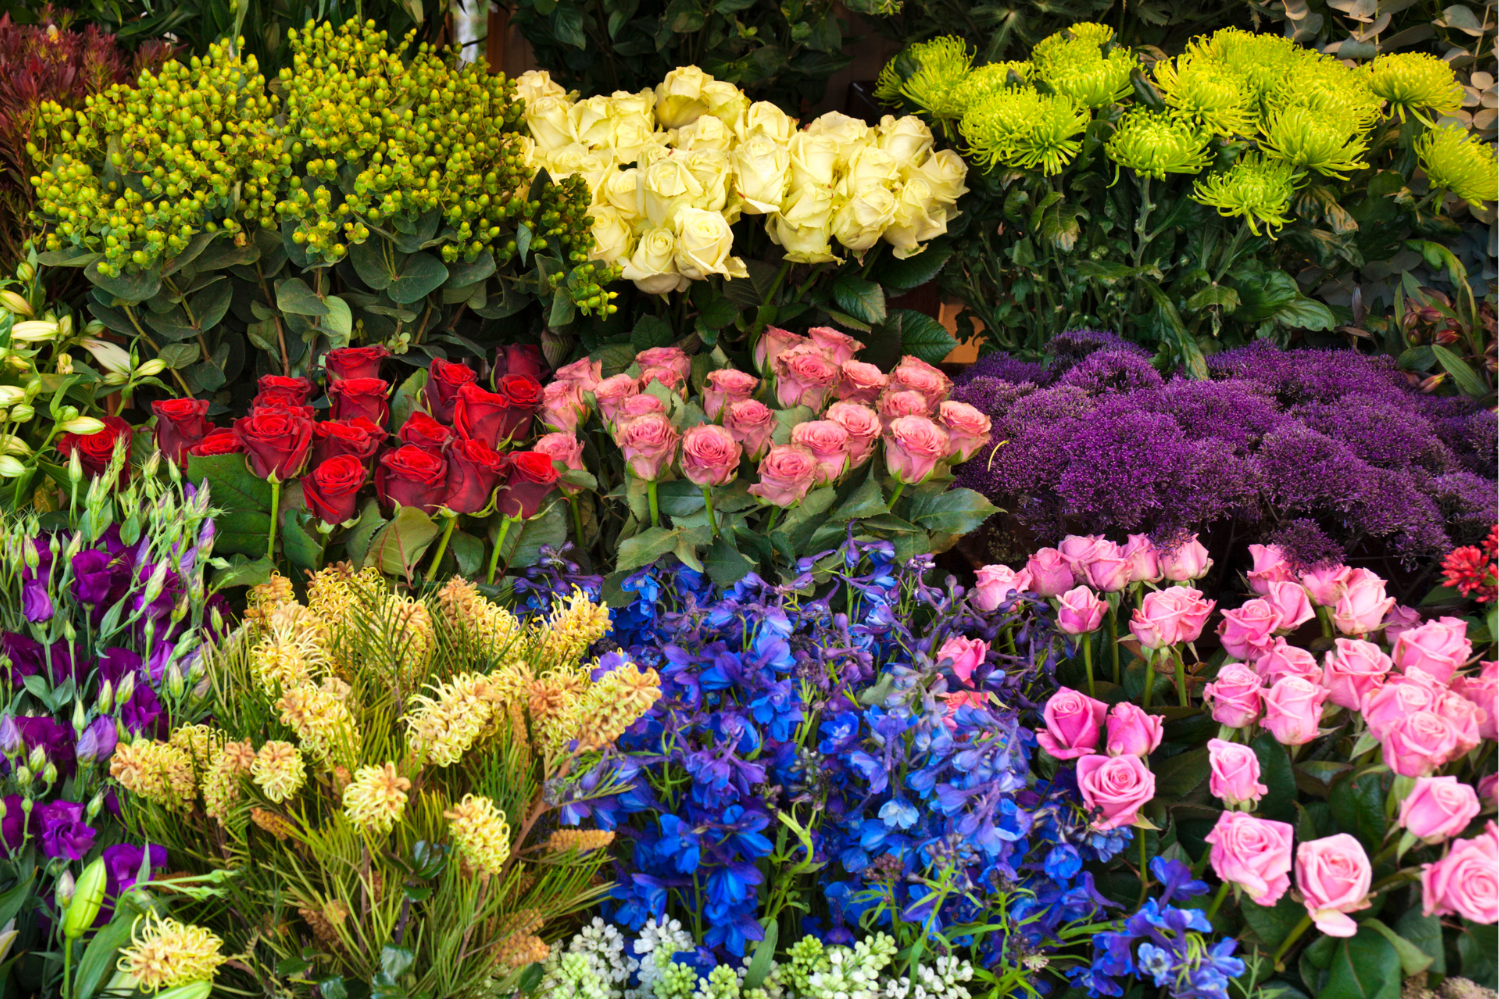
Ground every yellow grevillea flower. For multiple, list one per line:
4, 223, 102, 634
1192, 154, 1302, 234
1105, 110, 1213, 180
1367, 52, 1463, 125
251, 740, 306, 802
342, 762, 411, 835
1416, 125, 1498, 206
444, 794, 512, 876
117, 913, 226, 992
109, 740, 196, 812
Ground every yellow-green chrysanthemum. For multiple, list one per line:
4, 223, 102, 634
1032, 22, 1115, 71
1042, 47, 1137, 109
444, 793, 512, 876
1192, 154, 1303, 234
1153, 54, 1255, 136
1367, 52, 1463, 125
949, 61, 1033, 115
1266, 55, 1383, 132
250, 740, 306, 803
895, 36, 973, 121
342, 762, 411, 836
960, 88, 1090, 174
1416, 125, 1498, 206
117, 913, 226, 993
1260, 104, 1369, 179
1105, 110, 1213, 180
1187, 27, 1303, 102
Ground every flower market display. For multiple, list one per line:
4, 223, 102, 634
0, 5, 1496, 999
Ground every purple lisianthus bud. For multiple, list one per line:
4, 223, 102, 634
36, 800, 96, 860
1, 793, 27, 851
76, 717, 117, 763
21, 581, 52, 623
0, 715, 19, 755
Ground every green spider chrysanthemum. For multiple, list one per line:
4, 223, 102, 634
1033, 20, 1115, 61
1153, 53, 1255, 136
960, 87, 1090, 174
1187, 27, 1303, 102
874, 60, 903, 105
1367, 52, 1463, 125
1192, 154, 1303, 234
949, 61, 1033, 115
1041, 46, 1138, 109
896, 36, 974, 121
1266, 55, 1384, 132
1259, 104, 1369, 179
1105, 110, 1213, 180
1416, 125, 1498, 206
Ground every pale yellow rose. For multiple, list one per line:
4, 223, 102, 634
609, 88, 657, 129
702, 80, 751, 126
621, 227, 689, 294
877, 114, 934, 165
806, 111, 873, 151
841, 146, 901, 196
609, 119, 657, 163
832, 185, 899, 253
910, 148, 970, 205
768, 184, 838, 264
683, 148, 732, 214
515, 69, 567, 107
590, 206, 636, 266
570, 95, 615, 148
737, 101, 798, 144
602, 168, 643, 218
655, 66, 713, 129
882, 177, 951, 259
674, 208, 748, 281
674, 114, 733, 153
525, 94, 576, 155
639, 157, 705, 227
788, 132, 840, 189
545, 142, 593, 177
731, 136, 791, 214
635, 135, 673, 169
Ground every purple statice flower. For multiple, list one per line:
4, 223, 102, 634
36, 800, 96, 860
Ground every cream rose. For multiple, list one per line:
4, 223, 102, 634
702, 80, 751, 125
683, 148, 732, 215
788, 132, 840, 189
655, 66, 712, 128
609, 88, 656, 129
737, 101, 798, 144
912, 149, 970, 205
877, 114, 934, 164
806, 110, 873, 149
639, 157, 705, 227
544, 142, 593, 178
732, 136, 791, 214
842, 146, 901, 195
674, 208, 748, 281
883, 178, 950, 259
609, 119, 657, 163
515, 69, 566, 106
524, 94, 575, 155
674, 113, 733, 153
621, 227, 688, 295
832, 185, 899, 253
570, 95, 614, 147
769, 185, 838, 264
601, 168, 642, 219
590, 206, 635, 266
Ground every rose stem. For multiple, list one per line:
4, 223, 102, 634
1081, 636, 1095, 698
1271, 915, 1312, 970
702, 486, 718, 538
648, 478, 660, 528
1205, 880, 1230, 919
1108, 606, 1121, 685
427, 513, 457, 583
569, 494, 585, 548
1175, 647, 1190, 707
1142, 652, 1155, 709
266, 479, 281, 563
1136, 831, 1151, 907
887, 480, 907, 509
486, 515, 515, 585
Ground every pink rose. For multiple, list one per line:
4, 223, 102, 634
754, 326, 809, 375
1393, 616, 1472, 685
1218, 599, 1282, 661
1129, 586, 1215, 649
1435, 690, 1483, 758
1058, 535, 1104, 582
973, 564, 1032, 612
1299, 564, 1352, 607
1382, 605, 1424, 646
877, 389, 931, 424
594, 373, 641, 426
790, 420, 851, 486
824, 402, 882, 467
889, 355, 952, 409
613, 412, 680, 481
724, 399, 777, 461
1027, 548, 1075, 598
1036, 686, 1107, 760
533, 432, 587, 495
1296, 834, 1373, 937
1262, 675, 1328, 746
641, 365, 687, 397
807, 326, 862, 365
1123, 534, 1162, 584
1105, 702, 1163, 757
938, 400, 992, 463
748, 444, 819, 507
1206, 811, 1293, 905
775, 345, 842, 410
1057, 585, 1107, 636
937, 635, 988, 684
1321, 639, 1391, 710
1451, 662, 1498, 741
1082, 541, 1134, 594
884, 415, 950, 485
704, 369, 760, 421
1203, 664, 1264, 728
1362, 676, 1440, 739
1076, 753, 1156, 831
1421, 822, 1498, 924
1207, 738, 1268, 806
1263, 581, 1315, 633
836, 361, 888, 405
681, 424, 743, 488
541, 380, 589, 434
635, 346, 691, 382
554, 357, 603, 393
1254, 639, 1322, 686
1247, 543, 1294, 594
1399, 775, 1481, 844
1333, 568, 1396, 636
1483, 774, 1498, 805
1381, 710, 1458, 777
1160, 534, 1212, 582
620, 393, 668, 421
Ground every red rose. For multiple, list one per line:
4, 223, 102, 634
328, 376, 390, 426
444, 438, 506, 514
424, 358, 477, 423
399, 411, 455, 452
303, 455, 367, 525
233, 406, 314, 481
254, 375, 314, 409
495, 373, 542, 441
57, 415, 133, 481
188, 428, 244, 457
495, 450, 559, 519
374, 445, 447, 514
498, 344, 546, 381
324, 345, 390, 381
151, 398, 211, 465
311, 417, 384, 465
452, 382, 513, 449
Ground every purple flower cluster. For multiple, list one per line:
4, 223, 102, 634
955, 336, 1496, 566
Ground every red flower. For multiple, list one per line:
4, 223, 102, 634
328, 376, 390, 427
498, 344, 546, 381
324, 345, 391, 381
444, 439, 506, 514
452, 382, 513, 449
254, 375, 315, 409
311, 417, 384, 466
495, 373, 543, 441
424, 358, 477, 423
399, 411, 455, 452
233, 406, 314, 481
57, 415, 133, 481
188, 428, 244, 457
1442, 544, 1497, 604
303, 455, 368, 525
495, 450, 559, 519
374, 445, 447, 514
151, 398, 211, 465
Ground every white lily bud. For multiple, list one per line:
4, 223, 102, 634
6, 405, 32, 423
0, 291, 33, 316
0, 456, 25, 479
15, 262, 34, 282
0, 435, 28, 456
79, 337, 130, 375
58, 416, 104, 435
135, 359, 167, 377
67, 449, 82, 484
0, 386, 23, 407
9, 320, 58, 342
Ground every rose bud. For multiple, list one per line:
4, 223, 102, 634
444, 439, 506, 515
884, 415, 950, 485
1207, 738, 1268, 807
1105, 702, 1163, 758
1295, 834, 1372, 937
1382, 605, 1423, 646
837, 360, 888, 405
233, 407, 313, 481
1398, 775, 1481, 844
540, 380, 590, 434
254, 374, 314, 409
328, 376, 391, 427
1026, 549, 1075, 598
1393, 616, 1472, 686
1036, 686, 1106, 759
790, 420, 850, 486
1056, 585, 1106, 635
1122, 534, 1162, 583
1205, 811, 1292, 904
753, 326, 808, 375
1299, 563, 1352, 607
1254, 639, 1322, 685
398, 412, 455, 453
681, 424, 743, 488
774, 345, 841, 410
453, 382, 513, 449
496, 373, 544, 441
1159, 534, 1212, 581
498, 344, 546, 381
594, 373, 642, 426
375, 445, 448, 514
619, 394, 667, 421
614, 412, 681, 482
495, 451, 560, 519
534, 433, 587, 495
1076, 753, 1156, 830
1203, 663, 1264, 728
635, 346, 692, 383
1218, 598, 1283, 661
324, 345, 390, 381
1082, 540, 1133, 593
1246, 543, 1294, 594
1332, 568, 1395, 636
58, 415, 133, 482
877, 388, 930, 424
938, 400, 992, 463
312, 417, 384, 465
303, 455, 367, 525
704, 369, 759, 421
823, 402, 881, 467
724, 399, 776, 461
189, 427, 244, 457
554, 357, 602, 393
749, 444, 819, 507
1381, 710, 1458, 777
973, 564, 1032, 611
807, 326, 862, 365
424, 357, 478, 423
151, 399, 211, 465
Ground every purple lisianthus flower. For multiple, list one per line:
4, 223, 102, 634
36, 800, 96, 860
1, 793, 28, 851
45, 641, 91, 687
76, 717, 118, 764
147, 642, 177, 684
0, 632, 43, 689
103, 842, 168, 896
22, 580, 53, 623
71, 548, 132, 607
119, 684, 165, 738
14, 716, 74, 775
98, 647, 143, 685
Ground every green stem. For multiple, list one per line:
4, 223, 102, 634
1175, 647, 1189, 708
427, 513, 457, 582
1205, 880, 1230, 920
266, 478, 281, 563
1081, 635, 1095, 698
1271, 915, 1312, 970
702, 486, 718, 538
62, 936, 72, 999
888, 480, 907, 509
486, 516, 515, 585
648, 478, 660, 528
1136, 831, 1151, 907
1108, 607, 1120, 685
1142, 653, 1155, 709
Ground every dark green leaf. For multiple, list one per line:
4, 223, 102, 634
1274, 295, 1337, 331
516, 223, 533, 265
187, 453, 273, 512
832, 273, 887, 325
1321, 925, 1401, 999
363, 506, 441, 576
1184, 285, 1240, 311
1394, 909, 1445, 976
553, 4, 587, 46
657, 480, 707, 517
349, 240, 396, 290
704, 533, 754, 588
190, 279, 234, 331
1328, 769, 1388, 844
390, 368, 429, 432
84, 259, 160, 302
631, 315, 675, 351
1231, 269, 1298, 323
1458, 918, 1498, 988
1363, 919, 1433, 977
73, 911, 141, 999
906, 487, 999, 536
1239, 892, 1308, 952
387, 253, 449, 305
211, 555, 275, 589
617, 526, 681, 572
1152, 747, 1210, 800
448, 531, 485, 578
874, 246, 952, 291
157, 343, 200, 369
1251, 731, 1297, 822
889, 309, 958, 365
831, 474, 888, 520
277, 277, 328, 316
743, 919, 779, 990
344, 500, 387, 567
282, 510, 326, 572
381, 944, 416, 981
1431, 344, 1490, 397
